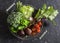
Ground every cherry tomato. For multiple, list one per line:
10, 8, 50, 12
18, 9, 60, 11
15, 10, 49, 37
34, 24, 40, 29
38, 21, 42, 27
37, 29, 41, 33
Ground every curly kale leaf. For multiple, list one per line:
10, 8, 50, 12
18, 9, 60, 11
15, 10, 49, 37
7, 12, 23, 28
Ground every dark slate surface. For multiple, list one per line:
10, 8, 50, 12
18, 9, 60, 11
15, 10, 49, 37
0, 0, 60, 43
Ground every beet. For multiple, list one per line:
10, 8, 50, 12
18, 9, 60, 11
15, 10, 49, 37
17, 30, 25, 36
24, 28, 32, 35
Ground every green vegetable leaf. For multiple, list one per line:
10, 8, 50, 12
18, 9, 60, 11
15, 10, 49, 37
18, 26, 25, 30
42, 4, 47, 10
49, 10, 59, 20
41, 4, 47, 14
20, 18, 29, 26
7, 12, 23, 28
35, 4, 59, 21
16, 1, 34, 19
10, 26, 17, 33
35, 9, 41, 19
16, 1, 22, 12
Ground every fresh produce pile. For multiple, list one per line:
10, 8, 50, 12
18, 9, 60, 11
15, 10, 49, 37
7, 1, 59, 37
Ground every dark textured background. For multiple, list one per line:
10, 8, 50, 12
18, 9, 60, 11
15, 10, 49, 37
0, 0, 60, 43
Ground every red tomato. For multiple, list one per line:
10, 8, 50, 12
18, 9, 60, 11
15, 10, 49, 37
37, 29, 41, 33
34, 24, 40, 29
38, 21, 42, 27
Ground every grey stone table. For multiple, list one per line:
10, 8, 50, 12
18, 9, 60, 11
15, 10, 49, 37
0, 0, 60, 43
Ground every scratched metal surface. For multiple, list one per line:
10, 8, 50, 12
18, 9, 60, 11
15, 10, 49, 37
0, 0, 60, 43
